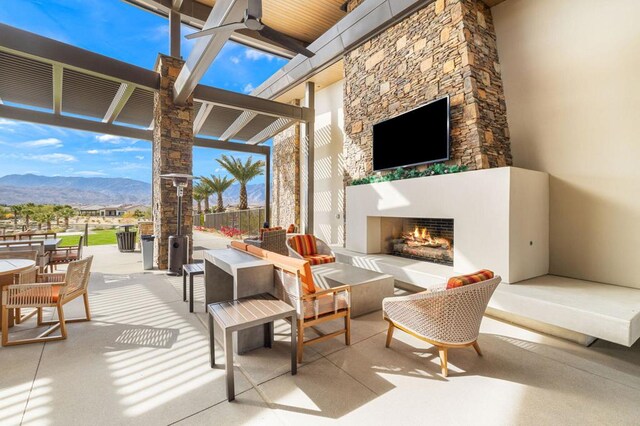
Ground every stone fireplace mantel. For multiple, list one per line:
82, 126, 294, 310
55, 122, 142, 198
345, 167, 549, 284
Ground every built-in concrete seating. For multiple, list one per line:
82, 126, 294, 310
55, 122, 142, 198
335, 248, 640, 347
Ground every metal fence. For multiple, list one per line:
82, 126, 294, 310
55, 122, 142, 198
203, 208, 266, 236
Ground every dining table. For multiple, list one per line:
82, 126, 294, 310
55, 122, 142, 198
0, 258, 36, 328
43, 238, 62, 252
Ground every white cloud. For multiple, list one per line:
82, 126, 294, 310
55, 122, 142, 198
0, 118, 20, 127
111, 161, 149, 171
87, 147, 150, 154
230, 56, 240, 64
95, 134, 137, 145
135, 155, 144, 160
21, 138, 63, 148
73, 171, 106, 177
26, 153, 77, 163
245, 49, 274, 61
243, 83, 255, 94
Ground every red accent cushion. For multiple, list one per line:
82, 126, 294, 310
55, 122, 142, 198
287, 224, 296, 233
259, 227, 282, 240
303, 255, 336, 265
289, 234, 317, 256
446, 269, 495, 290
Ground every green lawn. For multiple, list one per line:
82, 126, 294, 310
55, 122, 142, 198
59, 229, 129, 246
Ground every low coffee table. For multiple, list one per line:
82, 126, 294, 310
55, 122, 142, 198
311, 262, 395, 317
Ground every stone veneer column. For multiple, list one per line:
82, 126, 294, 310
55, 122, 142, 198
152, 54, 194, 269
343, 0, 511, 178
270, 100, 301, 229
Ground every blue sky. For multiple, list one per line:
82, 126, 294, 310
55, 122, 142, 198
0, 0, 287, 183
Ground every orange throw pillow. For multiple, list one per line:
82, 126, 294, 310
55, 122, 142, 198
446, 269, 494, 290
289, 234, 317, 256
287, 224, 296, 233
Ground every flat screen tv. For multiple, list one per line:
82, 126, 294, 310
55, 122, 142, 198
372, 96, 450, 171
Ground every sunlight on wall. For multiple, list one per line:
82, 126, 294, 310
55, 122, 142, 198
372, 184, 410, 211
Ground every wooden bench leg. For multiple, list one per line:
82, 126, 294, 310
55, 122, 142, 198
224, 328, 235, 402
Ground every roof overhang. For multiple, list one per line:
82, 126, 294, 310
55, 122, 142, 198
0, 23, 310, 148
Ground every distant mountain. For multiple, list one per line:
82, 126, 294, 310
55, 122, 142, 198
220, 183, 266, 207
0, 174, 151, 205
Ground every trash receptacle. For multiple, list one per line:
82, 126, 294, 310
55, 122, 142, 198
116, 225, 137, 252
141, 235, 155, 270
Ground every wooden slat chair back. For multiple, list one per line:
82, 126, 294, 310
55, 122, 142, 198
49, 236, 84, 270
1, 255, 93, 346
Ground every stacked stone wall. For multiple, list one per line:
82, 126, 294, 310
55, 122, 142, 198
152, 55, 194, 269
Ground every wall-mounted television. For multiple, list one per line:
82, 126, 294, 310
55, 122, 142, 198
372, 96, 450, 171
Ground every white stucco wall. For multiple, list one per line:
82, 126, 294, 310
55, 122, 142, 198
313, 80, 345, 245
492, 0, 640, 289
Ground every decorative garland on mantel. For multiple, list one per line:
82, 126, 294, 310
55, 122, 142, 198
349, 164, 468, 186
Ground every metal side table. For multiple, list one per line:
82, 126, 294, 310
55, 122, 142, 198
208, 293, 297, 402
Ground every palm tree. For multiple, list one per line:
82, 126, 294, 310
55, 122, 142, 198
22, 203, 36, 230
10, 204, 22, 229
215, 154, 264, 210
58, 205, 75, 228
199, 175, 235, 212
193, 183, 207, 214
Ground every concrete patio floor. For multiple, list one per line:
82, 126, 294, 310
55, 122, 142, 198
1, 231, 640, 425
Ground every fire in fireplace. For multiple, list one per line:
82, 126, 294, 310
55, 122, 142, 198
390, 218, 453, 266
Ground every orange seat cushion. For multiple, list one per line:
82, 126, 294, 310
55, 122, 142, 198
247, 244, 268, 259
230, 241, 248, 251
303, 255, 336, 265
259, 227, 282, 240
289, 234, 317, 256
446, 269, 494, 290
303, 292, 348, 319
10, 284, 63, 304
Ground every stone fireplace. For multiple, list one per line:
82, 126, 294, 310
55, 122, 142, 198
382, 217, 454, 266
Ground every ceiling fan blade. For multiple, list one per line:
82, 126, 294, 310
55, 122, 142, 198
258, 25, 315, 57
185, 22, 247, 40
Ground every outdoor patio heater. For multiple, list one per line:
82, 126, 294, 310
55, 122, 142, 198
160, 173, 193, 275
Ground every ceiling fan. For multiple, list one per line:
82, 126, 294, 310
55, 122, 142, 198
185, 0, 315, 57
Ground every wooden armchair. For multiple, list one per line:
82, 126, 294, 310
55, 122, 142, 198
287, 235, 336, 265
383, 276, 501, 377
230, 241, 351, 363
1, 255, 93, 346
49, 236, 83, 271
270, 255, 350, 363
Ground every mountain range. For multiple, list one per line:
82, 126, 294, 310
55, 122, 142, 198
0, 174, 266, 207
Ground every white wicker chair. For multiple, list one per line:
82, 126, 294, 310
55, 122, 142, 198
383, 276, 501, 377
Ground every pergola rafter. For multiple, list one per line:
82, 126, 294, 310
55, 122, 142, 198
0, 22, 312, 146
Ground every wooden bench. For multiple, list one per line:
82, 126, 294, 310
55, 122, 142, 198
182, 263, 204, 313
208, 293, 297, 401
